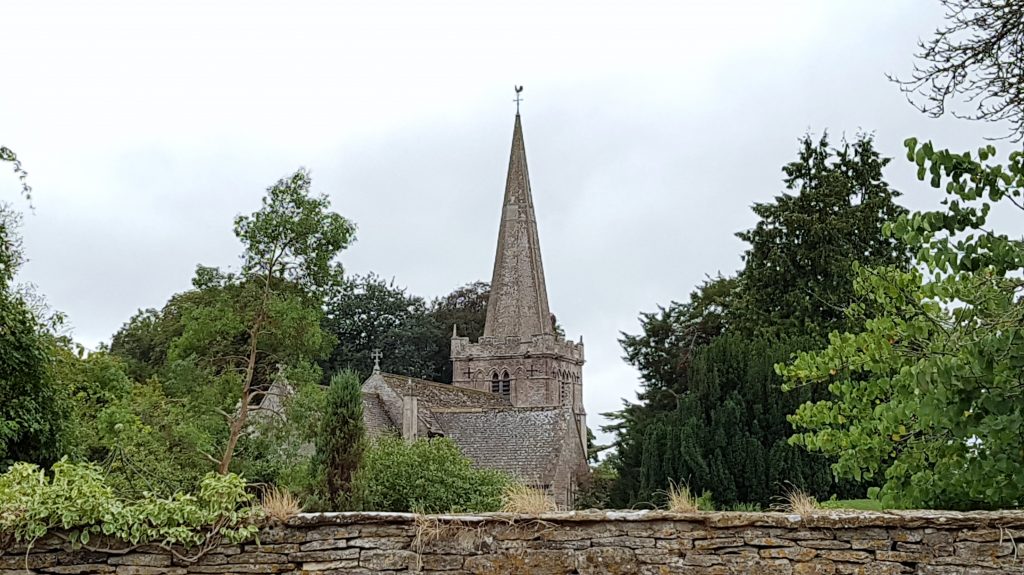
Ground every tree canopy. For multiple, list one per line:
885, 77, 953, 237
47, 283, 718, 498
606, 133, 909, 508
781, 140, 1024, 509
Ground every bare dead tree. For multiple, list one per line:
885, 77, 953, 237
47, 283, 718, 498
889, 0, 1024, 140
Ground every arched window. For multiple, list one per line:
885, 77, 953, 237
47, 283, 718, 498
491, 370, 511, 398
501, 370, 511, 398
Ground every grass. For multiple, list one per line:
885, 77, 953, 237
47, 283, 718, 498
500, 484, 556, 514
819, 498, 885, 511
261, 486, 302, 522
779, 487, 819, 514
663, 482, 714, 512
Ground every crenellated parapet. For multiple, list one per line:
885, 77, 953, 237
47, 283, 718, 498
451, 333, 584, 364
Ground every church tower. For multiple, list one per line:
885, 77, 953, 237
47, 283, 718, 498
451, 113, 585, 424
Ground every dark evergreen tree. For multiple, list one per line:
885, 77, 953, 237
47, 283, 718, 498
312, 370, 365, 509
606, 133, 909, 508
734, 133, 910, 340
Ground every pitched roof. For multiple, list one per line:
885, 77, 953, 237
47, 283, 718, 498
483, 113, 553, 340
377, 372, 511, 409
432, 407, 566, 486
361, 371, 569, 486
362, 391, 394, 437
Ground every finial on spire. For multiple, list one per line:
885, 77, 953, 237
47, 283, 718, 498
371, 348, 383, 373
514, 85, 524, 115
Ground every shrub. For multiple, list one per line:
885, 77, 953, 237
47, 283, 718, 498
352, 436, 511, 513
0, 460, 261, 548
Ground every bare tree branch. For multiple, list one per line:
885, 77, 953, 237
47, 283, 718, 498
890, 0, 1024, 141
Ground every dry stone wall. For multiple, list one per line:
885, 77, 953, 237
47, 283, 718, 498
4, 510, 1024, 574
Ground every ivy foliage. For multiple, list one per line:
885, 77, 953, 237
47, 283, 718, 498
352, 436, 511, 514
0, 460, 261, 549
781, 139, 1024, 510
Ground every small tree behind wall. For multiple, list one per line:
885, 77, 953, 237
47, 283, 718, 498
170, 169, 356, 474
312, 370, 365, 509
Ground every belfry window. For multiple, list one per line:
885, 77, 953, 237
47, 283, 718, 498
492, 370, 511, 398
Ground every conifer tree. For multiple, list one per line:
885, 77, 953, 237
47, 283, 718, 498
312, 370, 365, 509
606, 133, 908, 508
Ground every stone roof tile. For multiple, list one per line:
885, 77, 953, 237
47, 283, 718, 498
432, 407, 566, 486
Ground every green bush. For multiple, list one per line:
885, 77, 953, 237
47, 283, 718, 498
0, 460, 261, 548
352, 436, 511, 513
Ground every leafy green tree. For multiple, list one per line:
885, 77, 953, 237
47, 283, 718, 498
781, 140, 1024, 510
166, 169, 355, 473
311, 370, 365, 510
56, 346, 133, 463
322, 274, 442, 381
352, 436, 511, 513
109, 308, 177, 383
0, 198, 68, 469
0, 146, 31, 201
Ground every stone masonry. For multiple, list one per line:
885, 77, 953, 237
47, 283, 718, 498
5, 510, 1024, 574
361, 112, 588, 508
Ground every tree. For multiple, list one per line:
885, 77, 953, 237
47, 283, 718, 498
426, 281, 489, 382
891, 0, 1024, 141
311, 370, 365, 509
781, 140, 1024, 509
176, 169, 355, 474
606, 133, 908, 508
322, 274, 442, 381
610, 333, 837, 508
0, 184, 67, 468
109, 308, 176, 383
734, 133, 910, 340
0, 146, 31, 202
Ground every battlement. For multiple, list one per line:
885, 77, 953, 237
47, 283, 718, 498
451, 333, 584, 364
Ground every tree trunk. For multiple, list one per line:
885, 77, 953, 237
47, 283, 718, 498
218, 313, 263, 474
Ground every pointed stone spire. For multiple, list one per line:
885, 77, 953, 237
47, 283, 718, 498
483, 113, 553, 339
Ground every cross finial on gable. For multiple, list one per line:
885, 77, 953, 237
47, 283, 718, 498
371, 349, 383, 373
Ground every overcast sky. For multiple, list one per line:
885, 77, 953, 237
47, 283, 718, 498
1, 0, 1016, 446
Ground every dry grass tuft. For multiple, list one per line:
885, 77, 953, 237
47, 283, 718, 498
664, 482, 701, 513
261, 486, 301, 522
501, 484, 557, 514
781, 487, 819, 515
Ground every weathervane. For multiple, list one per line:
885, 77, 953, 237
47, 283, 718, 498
514, 85, 524, 114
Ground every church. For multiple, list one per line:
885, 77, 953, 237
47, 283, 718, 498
360, 111, 589, 509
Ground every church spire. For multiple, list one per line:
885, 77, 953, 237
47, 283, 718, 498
483, 113, 553, 339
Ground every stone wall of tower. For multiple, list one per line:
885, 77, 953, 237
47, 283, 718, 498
451, 334, 583, 409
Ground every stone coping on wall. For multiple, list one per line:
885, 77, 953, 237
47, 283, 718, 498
286, 509, 1024, 529
5, 509, 1024, 574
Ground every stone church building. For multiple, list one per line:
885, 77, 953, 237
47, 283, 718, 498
360, 112, 588, 508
